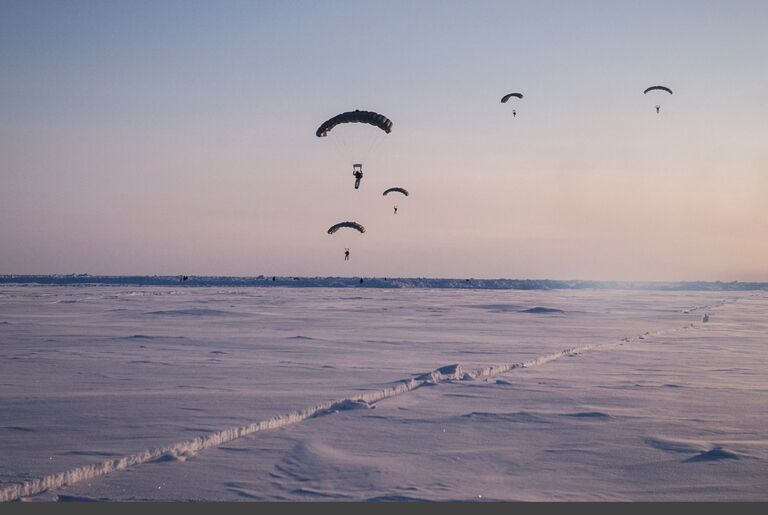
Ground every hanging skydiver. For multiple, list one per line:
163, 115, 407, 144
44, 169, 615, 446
352, 164, 363, 190
394, 205, 398, 215
344, 248, 350, 261
501, 93, 523, 118
644, 86, 673, 114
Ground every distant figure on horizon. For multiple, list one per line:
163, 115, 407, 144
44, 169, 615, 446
512, 109, 517, 118
353, 164, 363, 190
394, 205, 398, 215
655, 105, 661, 114
344, 248, 350, 261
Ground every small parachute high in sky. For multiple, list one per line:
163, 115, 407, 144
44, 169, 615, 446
383, 187, 409, 197
643, 85, 673, 95
327, 221, 366, 235
644, 85, 673, 113
500, 92, 524, 103
316, 110, 393, 138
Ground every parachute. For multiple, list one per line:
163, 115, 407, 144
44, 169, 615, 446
383, 187, 409, 197
644, 85, 673, 113
501, 93, 523, 103
327, 221, 366, 235
316, 110, 393, 138
643, 85, 673, 95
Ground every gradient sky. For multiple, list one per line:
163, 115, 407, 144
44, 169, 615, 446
1, 0, 767, 280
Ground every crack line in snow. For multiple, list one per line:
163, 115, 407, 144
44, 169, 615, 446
0, 299, 731, 502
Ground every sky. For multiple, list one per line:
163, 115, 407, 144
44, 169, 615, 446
1, 0, 767, 280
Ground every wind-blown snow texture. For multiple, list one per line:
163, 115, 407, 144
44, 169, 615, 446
1, 286, 766, 501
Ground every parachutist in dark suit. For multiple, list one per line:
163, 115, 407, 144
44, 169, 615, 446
353, 164, 363, 190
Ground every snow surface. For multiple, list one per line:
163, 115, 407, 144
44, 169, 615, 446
0, 286, 766, 501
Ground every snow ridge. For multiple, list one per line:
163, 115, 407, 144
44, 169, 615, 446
0, 300, 724, 502
0, 346, 599, 502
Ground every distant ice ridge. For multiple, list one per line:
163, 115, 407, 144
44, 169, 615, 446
0, 343, 600, 502
1, 275, 766, 291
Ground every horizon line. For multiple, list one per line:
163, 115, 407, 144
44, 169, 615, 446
1, 275, 766, 291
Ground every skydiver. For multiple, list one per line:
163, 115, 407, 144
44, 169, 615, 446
512, 109, 517, 118
394, 205, 398, 215
655, 105, 661, 114
353, 164, 363, 190
344, 248, 350, 261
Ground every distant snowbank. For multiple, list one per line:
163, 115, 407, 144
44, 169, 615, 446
0, 275, 765, 291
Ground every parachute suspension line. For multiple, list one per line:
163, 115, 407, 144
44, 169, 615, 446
364, 129, 387, 163
328, 132, 350, 165
326, 128, 383, 167
346, 127, 386, 165
331, 129, 386, 169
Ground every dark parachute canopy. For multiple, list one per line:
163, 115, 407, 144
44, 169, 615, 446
327, 221, 366, 235
316, 110, 393, 138
500, 92, 524, 103
383, 187, 409, 197
643, 85, 673, 95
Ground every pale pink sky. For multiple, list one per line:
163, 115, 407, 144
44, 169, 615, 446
1, 1, 766, 280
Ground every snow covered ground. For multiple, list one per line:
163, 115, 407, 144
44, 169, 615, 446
1, 285, 766, 501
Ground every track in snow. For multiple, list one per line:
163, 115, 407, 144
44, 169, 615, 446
0, 299, 728, 502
